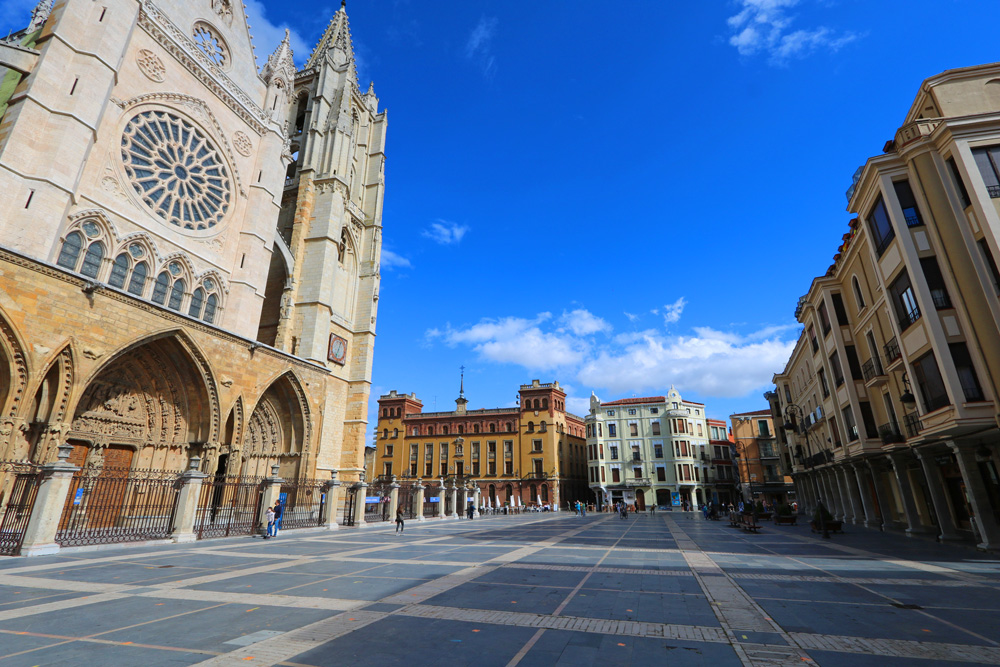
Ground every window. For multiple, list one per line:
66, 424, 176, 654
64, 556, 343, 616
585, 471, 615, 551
533, 459, 543, 476
844, 345, 864, 381
978, 240, 1000, 295
947, 156, 971, 208
442, 425, 449, 436
654, 444, 663, 458
858, 401, 877, 440
831, 293, 849, 326
651, 421, 660, 436
606, 410, 615, 416
504, 460, 512, 475
889, 270, 921, 330
608, 423, 617, 437
973, 145, 1000, 198
629, 422, 638, 436
853, 275, 866, 310
818, 302, 831, 335
656, 467, 666, 482
911, 351, 950, 412
427, 426, 435, 435
633, 466, 642, 479
919, 257, 951, 309
532, 439, 542, 453
488, 461, 496, 475
504, 440, 513, 457
539, 421, 547, 432
893, 179, 924, 227
527, 421, 534, 433
830, 351, 844, 386
609, 444, 619, 460
757, 420, 770, 437
949, 343, 984, 402
818, 368, 829, 398
809, 325, 818, 353
628, 408, 636, 415
650, 407, 658, 414
867, 196, 896, 257
842, 406, 859, 442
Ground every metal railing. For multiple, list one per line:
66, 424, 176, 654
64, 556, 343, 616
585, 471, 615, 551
57, 467, 181, 547
877, 421, 906, 445
903, 412, 923, 438
277, 479, 326, 530
195, 475, 265, 540
884, 337, 901, 363
0, 461, 42, 556
862, 357, 885, 382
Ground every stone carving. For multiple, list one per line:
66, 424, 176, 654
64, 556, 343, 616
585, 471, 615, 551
82, 348, 103, 360
136, 49, 166, 82
192, 22, 228, 68
211, 0, 234, 25
220, 377, 234, 388
247, 399, 282, 456
233, 130, 252, 157
101, 165, 131, 204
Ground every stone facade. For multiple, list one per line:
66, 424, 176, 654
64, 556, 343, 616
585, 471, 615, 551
375, 381, 589, 510
774, 61, 1000, 550
0, 2, 383, 487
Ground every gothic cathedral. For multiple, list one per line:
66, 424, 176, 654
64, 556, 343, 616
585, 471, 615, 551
0, 1, 385, 484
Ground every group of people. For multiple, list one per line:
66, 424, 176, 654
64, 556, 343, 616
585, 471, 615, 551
263, 501, 283, 539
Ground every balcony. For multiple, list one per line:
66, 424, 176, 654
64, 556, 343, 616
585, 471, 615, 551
884, 337, 902, 365
862, 357, 886, 384
625, 478, 650, 487
878, 421, 906, 445
903, 411, 923, 438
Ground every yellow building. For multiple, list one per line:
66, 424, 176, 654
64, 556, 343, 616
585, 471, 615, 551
375, 380, 588, 510
774, 61, 1000, 550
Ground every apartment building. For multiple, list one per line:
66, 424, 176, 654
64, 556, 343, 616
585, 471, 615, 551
730, 410, 795, 507
773, 61, 1000, 550
585, 387, 712, 510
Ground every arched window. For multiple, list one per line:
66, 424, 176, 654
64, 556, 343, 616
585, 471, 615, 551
505, 484, 513, 503
127, 262, 148, 296
458, 425, 464, 434
152, 272, 171, 304
474, 424, 480, 434
427, 426, 434, 435
540, 421, 547, 432
489, 423, 496, 433
527, 421, 534, 432
382, 408, 388, 418
541, 484, 549, 503
506, 422, 513, 432
542, 398, 548, 409
80, 241, 104, 278
852, 275, 866, 310
167, 278, 185, 311
203, 293, 219, 323
393, 428, 398, 438
382, 428, 388, 439
188, 287, 205, 317
109, 253, 130, 288
56, 231, 84, 270
442, 425, 449, 435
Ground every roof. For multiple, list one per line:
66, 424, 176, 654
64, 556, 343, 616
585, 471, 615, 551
602, 396, 665, 406
730, 409, 773, 417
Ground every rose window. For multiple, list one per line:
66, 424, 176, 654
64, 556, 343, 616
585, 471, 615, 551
193, 23, 227, 67
121, 110, 232, 230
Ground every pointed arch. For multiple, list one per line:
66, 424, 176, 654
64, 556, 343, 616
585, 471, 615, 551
20, 343, 75, 462
0, 305, 29, 455
244, 370, 312, 478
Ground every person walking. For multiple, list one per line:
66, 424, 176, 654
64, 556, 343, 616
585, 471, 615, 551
395, 506, 405, 534
581, 502, 586, 518
264, 505, 276, 539
649, 504, 655, 516
272, 500, 283, 537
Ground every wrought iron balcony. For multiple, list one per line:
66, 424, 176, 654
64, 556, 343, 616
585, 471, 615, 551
903, 412, 923, 438
862, 357, 885, 383
878, 421, 906, 445
884, 337, 901, 364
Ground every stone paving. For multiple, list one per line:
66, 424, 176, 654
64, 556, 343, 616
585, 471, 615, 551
1, 512, 1000, 666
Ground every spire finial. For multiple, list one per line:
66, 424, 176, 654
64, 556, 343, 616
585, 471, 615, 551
459, 365, 465, 399
341, 0, 346, 9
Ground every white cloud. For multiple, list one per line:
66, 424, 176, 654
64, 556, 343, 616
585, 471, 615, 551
422, 220, 469, 245
662, 297, 687, 325
624, 312, 639, 323
427, 313, 584, 371
559, 309, 612, 336
381, 249, 412, 270
244, 0, 310, 68
726, 0, 858, 64
465, 16, 498, 77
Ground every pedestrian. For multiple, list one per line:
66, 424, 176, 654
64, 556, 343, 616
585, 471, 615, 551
272, 500, 283, 537
467, 502, 474, 520
581, 502, 586, 517
649, 504, 655, 516
395, 506, 405, 534
264, 505, 275, 539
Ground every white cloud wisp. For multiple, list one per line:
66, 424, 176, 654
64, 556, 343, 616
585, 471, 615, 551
726, 0, 858, 64
422, 220, 469, 245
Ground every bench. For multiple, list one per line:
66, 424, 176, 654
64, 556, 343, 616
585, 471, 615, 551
740, 514, 761, 533
774, 515, 797, 526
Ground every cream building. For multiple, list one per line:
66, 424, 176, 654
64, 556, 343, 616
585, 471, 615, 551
774, 61, 1000, 550
585, 387, 711, 510
0, 1, 383, 482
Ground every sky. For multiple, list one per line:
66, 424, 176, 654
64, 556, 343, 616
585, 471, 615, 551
4, 0, 999, 428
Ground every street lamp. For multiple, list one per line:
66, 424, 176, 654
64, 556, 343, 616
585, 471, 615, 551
732, 445, 753, 503
782, 403, 804, 433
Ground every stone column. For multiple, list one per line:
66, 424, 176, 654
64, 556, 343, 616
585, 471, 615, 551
473, 484, 481, 517
552, 480, 560, 512
851, 464, 879, 528
829, 470, 846, 519
434, 479, 444, 518
321, 471, 341, 530
413, 480, 426, 521
447, 481, 458, 519
387, 476, 400, 521
868, 459, 901, 530
260, 465, 284, 533
170, 458, 208, 543
819, 471, 835, 515
950, 443, 1000, 550
835, 467, 857, 523
19, 444, 78, 557
887, 452, 929, 535
913, 450, 960, 541
354, 481, 369, 527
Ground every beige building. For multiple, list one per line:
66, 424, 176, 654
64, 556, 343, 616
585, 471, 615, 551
0, 2, 383, 483
585, 387, 712, 510
774, 61, 1000, 550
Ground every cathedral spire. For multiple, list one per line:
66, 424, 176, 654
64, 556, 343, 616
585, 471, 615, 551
305, 2, 356, 73
455, 365, 468, 413
261, 28, 295, 86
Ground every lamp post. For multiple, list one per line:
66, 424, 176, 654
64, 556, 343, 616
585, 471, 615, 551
732, 444, 753, 503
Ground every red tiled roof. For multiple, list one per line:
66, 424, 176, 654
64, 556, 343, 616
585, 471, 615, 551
602, 396, 665, 406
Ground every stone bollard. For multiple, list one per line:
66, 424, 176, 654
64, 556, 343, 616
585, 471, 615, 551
259, 464, 283, 535
19, 443, 79, 557
414, 481, 426, 521
472, 485, 481, 518
170, 456, 208, 543
447, 482, 458, 519
354, 481, 369, 527
321, 470, 341, 530
388, 475, 400, 521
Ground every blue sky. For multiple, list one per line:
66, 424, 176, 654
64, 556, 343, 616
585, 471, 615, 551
5, 1, 998, 426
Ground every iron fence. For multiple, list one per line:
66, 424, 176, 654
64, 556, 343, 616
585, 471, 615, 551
397, 482, 416, 519
0, 461, 42, 556
365, 479, 391, 522
195, 475, 265, 540
55, 466, 180, 547
277, 479, 326, 530
343, 485, 358, 526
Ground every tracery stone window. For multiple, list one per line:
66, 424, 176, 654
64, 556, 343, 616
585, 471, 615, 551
188, 277, 221, 324
108, 243, 149, 296
57, 220, 105, 278
120, 110, 232, 231
152, 262, 185, 312
192, 22, 228, 68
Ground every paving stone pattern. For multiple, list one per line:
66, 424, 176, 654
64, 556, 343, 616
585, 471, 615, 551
1, 513, 1000, 665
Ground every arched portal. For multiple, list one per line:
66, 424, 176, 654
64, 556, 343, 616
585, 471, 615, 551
244, 373, 309, 479
0, 308, 28, 455
23, 346, 74, 463
69, 334, 215, 471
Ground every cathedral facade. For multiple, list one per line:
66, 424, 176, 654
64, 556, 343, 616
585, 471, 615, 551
0, 1, 384, 483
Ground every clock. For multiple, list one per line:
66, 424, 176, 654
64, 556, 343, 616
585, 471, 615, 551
328, 334, 348, 365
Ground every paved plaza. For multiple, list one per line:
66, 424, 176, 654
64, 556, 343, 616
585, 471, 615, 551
0, 513, 999, 666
